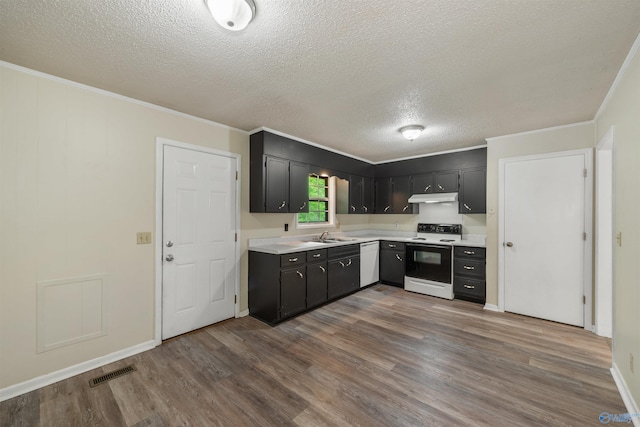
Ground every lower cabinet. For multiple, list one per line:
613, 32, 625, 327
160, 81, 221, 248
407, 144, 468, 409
249, 245, 359, 325
379, 241, 405, 287
453, 246, 486, 303
327, 245, 360, 299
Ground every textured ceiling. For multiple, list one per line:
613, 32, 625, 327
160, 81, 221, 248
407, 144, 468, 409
1, 1, 640, 162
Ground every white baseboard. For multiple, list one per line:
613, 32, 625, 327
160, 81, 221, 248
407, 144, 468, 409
239, 309, 249, 317
483, 303, 501, 312
610, 362, 640, 426
0, 340, 157, 403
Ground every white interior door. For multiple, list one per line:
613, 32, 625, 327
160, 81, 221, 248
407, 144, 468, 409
502, 152, 588, 327
162, 145, 236, 340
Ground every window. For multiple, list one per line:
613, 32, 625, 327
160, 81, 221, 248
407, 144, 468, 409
297, 174, 336, 228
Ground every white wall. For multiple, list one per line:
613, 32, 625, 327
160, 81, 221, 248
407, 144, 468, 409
595, 34, 640, 411
0, 64, 252, 390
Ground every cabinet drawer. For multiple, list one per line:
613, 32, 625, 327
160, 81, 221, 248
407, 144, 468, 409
280, 252, 306, 267
454, 258, 485, 278
380, 241, 405, 251
454, 246, 486, 260
307, 249, 327, 263
454, 277, 486, 300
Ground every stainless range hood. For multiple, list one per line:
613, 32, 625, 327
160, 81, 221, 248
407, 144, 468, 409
408, 192, 458, 203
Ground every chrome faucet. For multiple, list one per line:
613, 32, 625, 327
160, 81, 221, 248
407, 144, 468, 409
319, 231, 329, 242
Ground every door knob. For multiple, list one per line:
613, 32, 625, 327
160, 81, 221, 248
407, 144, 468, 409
165, 254, 174, 261
166, 241, 173, 247
505, 242, 514, 247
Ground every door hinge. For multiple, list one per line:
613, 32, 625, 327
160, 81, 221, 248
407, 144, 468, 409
235, 171, 238, 180
583, 232, 587, 241
583, 295, 586, 304
234, 295, 237, 304
583, 168, 587, 178
235, 233, 238, 242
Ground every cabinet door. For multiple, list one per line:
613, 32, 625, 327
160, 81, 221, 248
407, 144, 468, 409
375, 178, 393, 214
434, 170, 459, 193
289, 161, 310, 213
392, 176, 413, 214
265, 156, 290, 212
328, 257, 359, 299
412, 173, 434, 194
344, 256, 360, 292
459, 169, 486, 213
362, 177, 374, 214
307, 262, 328, 307
349, 176, 363, 214
379, 250, 405, 287
280, 267, 306, 318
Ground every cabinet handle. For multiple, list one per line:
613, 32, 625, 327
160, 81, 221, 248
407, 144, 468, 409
313, 253, 321, 258
395, 254, 403, 262
296, 271, 304, 279
438, 184, 444, 190
288, 257, 298, 262
346, 259, 352, 267
463, 265, 475, 270
319, 265, 325, 273
463, 250, 475, 255
384, 206, 390, 212
339, 261, 345, 268
351, 205, 356, 212
402, 205, 409, 212
388, 244, 396, 248
463, 284, 475, 289
299, 201, 306, 210
363, 206, 368, 213
463, 203, 472, 211
278, 201, 286, 210
424, 184, 431, 191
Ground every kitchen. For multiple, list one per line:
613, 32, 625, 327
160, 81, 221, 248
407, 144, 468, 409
1, 1, 640, 425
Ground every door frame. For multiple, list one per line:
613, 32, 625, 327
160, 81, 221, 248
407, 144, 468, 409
595, 126, 615, 338
498, 148, 593, 330
154, 137, 241, 345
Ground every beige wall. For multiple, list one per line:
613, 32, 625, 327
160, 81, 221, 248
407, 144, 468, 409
485, 122, 596, 306
595, 40, 640, 407
0, 65, 253, 389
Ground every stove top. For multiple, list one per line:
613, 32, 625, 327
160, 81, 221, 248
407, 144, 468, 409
414, 223, 462, 243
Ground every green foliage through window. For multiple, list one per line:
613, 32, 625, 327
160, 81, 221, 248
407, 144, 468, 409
298, 175, 329, 224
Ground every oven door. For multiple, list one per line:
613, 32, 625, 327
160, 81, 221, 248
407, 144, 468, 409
405, 244, 452, 284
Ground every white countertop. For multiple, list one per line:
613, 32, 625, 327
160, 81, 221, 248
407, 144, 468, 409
249, 230, 486, 254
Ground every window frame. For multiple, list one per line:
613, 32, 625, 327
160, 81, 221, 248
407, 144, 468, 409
296, 175, 337, 230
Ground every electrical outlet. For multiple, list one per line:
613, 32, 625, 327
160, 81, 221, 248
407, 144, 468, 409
394, 223, 399, 229
284, 223, 289, 232
137, 232, 152, 244
616, 232, 622, 247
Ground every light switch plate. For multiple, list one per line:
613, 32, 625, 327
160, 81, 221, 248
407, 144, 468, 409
137, 232, 152, 244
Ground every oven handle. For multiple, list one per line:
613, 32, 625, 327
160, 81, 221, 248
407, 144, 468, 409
407, 244, 452, 250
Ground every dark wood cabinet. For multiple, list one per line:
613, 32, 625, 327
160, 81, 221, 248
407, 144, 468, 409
362, 177, 374, 214
459, 168, 486, 214
434, 170, 459, 192
453, 246, 486, 303
379, 241, 405, 287
375, 178, 393, 214
253, 155, 309, 213
289, 161, 311, 213
327, 245, 360, 299
348, 175, 375, 214
391, 176, 415, 214
306, 262, 328, 307
412, 173, 434, 194
280, 267, 306, 318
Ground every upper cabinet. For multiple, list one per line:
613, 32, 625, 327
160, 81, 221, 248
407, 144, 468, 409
434, 170, 459, 193
374, 177, 393, 214
412, 173, 434, 194
391, 176, 414, 214
459, 168, 486, 213
262, 156, 309, 213
348, 175, 375, 214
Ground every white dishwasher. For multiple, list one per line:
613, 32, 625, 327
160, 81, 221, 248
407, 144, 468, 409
360, 241, 380, 287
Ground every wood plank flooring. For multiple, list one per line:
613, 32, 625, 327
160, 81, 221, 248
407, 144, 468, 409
0, 285, 626, 426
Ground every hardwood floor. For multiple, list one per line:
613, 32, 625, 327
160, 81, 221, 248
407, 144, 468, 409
1, 285, 626, 426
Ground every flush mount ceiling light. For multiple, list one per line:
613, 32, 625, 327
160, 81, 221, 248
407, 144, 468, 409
399, 125, 425, 141
204, 0, 256, 31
